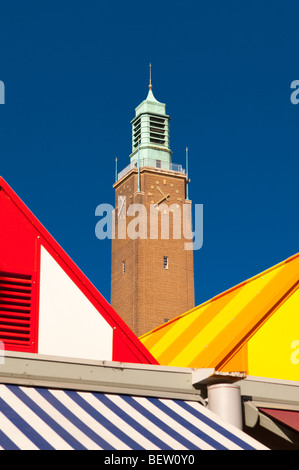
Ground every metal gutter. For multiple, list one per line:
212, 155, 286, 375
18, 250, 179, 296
0, 351, 206, 403
237, 375, 299, 407
3, 351, 299, 445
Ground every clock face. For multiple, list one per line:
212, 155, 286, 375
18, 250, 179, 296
147, 178, 184, 207
153, 184, 170, 207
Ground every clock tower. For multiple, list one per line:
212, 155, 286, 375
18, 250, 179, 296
111, 75, 195, 336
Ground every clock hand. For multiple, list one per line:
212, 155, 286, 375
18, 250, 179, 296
154, 197, 165, 207
157, 187, 165, 197
154, 194, 170, 207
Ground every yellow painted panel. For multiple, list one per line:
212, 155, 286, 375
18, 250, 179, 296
148, 305, 209, 359
140, 317, 180, 351
167, 266, 282, 367
141, 285, 242, 366
248, 288, 299, 381
141, 254, 298, 370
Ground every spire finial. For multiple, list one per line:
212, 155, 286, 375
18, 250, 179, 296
149, 63, 152, 89
115, 157, 118, 183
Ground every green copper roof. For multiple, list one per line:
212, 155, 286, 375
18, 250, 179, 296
129, 81, 172, 168
114, 73, 186, 181
135, 87, 167, 117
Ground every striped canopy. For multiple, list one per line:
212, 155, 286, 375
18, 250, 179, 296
0, 384, 266, 450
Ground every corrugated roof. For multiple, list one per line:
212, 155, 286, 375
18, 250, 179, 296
140, 254, 299, 371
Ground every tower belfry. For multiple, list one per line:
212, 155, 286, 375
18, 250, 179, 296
130, 69, 172, 170
111, 72, 195, 336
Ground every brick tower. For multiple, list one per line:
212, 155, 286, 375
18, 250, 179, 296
111, 75, 195, 336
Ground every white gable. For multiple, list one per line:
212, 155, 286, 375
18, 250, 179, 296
38, 246, 113, 361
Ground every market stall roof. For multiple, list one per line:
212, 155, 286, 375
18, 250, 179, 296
0, 384, 265, 450
0, 176, 157, 365
140, 254, 299, 380
0, 352, 267, 450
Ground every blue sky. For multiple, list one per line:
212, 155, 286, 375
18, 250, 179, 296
0, 1, 298, 308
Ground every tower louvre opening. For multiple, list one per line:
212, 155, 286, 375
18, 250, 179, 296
150, 115, 166, 144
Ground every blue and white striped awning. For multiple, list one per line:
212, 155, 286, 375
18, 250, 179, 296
0, 384, 266, 450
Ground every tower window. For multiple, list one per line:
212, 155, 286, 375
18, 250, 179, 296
163, 256, 169, 270
133, 117, 141, 149
150, 115, 166, 145
156, 160, 161, 168
122, 261, 125, 274
150, 115, 165, 125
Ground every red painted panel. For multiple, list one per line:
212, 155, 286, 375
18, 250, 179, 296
0, 177, 158, 364
0, 185, 40, 353
0, 188, 38, 273
112, 326, 159, 365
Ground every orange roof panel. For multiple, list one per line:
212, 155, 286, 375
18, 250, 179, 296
140, 254, 299, 377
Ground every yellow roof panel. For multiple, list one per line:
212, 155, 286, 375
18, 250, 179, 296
140, 254, 299, 371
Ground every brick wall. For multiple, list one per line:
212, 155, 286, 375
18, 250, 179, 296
111, 168, 195, 336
